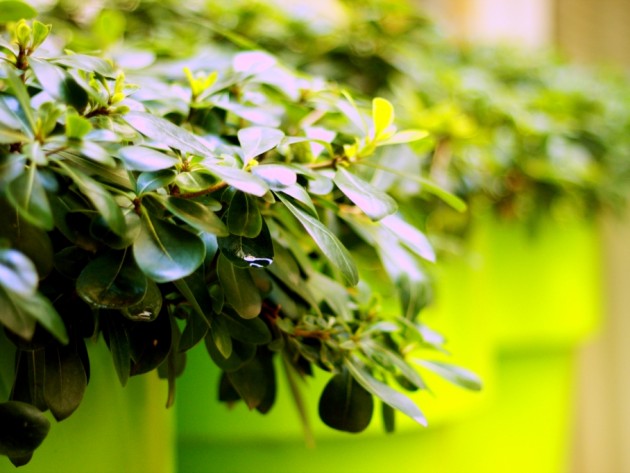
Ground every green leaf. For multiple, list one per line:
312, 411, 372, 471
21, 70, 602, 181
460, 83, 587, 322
127, 309, 172, 375
381, 214, 435, 262
0, 128, 28, 143
161, 195, 228, 236
178, 308, 209, 353
417, 360, 482, 391
372, 97, 395, 140
0, 401, 50, 459
121, 280, 162, 322
209, 315, 232, 359
377, 129, 429, 146
237, 126, 285, 163
227, 191, 262, 237
6, 167, 53, 230
136, 169, 177, 195
334, 167, 398, 221
134, 211, 205, 283
206, 164, 268, 197
205, 335, 255, 372
118, 146, 179, 172
43, 344, 87, 421
124, 111, 213, 157
0, 2, 36, 23
104, 315, 131, 386
277, 194, 358, 285
226, 351, 274, 410
29, 58, 88, 110
0, 286, 35, 340
216, 254, 261, 319
173, 274, 213, 326
309, 272, 353, 321
52, 55, 115, 77
318, 367, 373, 433
3, 67, 35, 134
362, 341, 427, 391
218, 219, 274, 269
77, 250, 148, 309
252, 164, 297, 189
345, 357, 427, 427
382, 402, 396, 433
0, 249, 38, 297
221, 310, 271, 345
65, 113, 92, 140
70, 170, 125, 235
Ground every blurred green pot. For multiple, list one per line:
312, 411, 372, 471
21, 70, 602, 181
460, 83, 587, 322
176, 215, 600, 473
0, 339, 175, 473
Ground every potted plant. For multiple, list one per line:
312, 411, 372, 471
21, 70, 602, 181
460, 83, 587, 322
0, 9, 480, 471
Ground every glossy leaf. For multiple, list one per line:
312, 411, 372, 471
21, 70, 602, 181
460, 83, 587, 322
252, 164, 297, 188
121, 280, 162, 322
417, 360, 482, 391
345, 357, 427, 427
218, 219, 274, 269
125, 111, 213, 157
216, 254, 261, 319
178, 307, 209, 353
0, 249, 38, 297
43, 344, 87, 421
319, 367, 373, 433
377, 129, 429, 146
118, 146, 179, 172
53, 55, 115, 77
381, 214, 435, 262
277, 194, 358, 285
237, 126, 285, 163
77, 251, 148, 309
127, 309, 172, 376
29, 58, 88, 111
4, 66, 35, 132
6, 167, 54, 231
334, 167, 397, 221
134, 212, 205, 283
161, 196, 228, 236
104, 315, 131, 386
372, 97, 395, 140
206, 164, 268, 197
70, 170, 125, 236
136, 169, 177, 195
227, 192, 262, 237
173, 274, 213, 326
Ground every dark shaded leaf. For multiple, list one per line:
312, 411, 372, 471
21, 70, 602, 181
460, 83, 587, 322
205, 335, 255, 372
319, 367, 373, 433
103, 315, 130, 386
226, 349, 275, 410
128, 308, 172, 376
209, 314, 232, 359
216, 254, 261, 319
0, 401, 49, 460
121, 280, 162, 322
43, 344, 87, 421
221, 310, 271, 345
218, 218, 273, 269
382, 402, 396, 433
77, 250, 148, 309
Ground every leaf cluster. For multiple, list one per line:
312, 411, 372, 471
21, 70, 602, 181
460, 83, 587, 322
0, 15, 479, 466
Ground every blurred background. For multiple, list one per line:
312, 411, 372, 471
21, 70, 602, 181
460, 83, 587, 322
12, 0, 630, 472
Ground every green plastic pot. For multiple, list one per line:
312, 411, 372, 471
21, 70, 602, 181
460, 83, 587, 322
0, 339, 176, 473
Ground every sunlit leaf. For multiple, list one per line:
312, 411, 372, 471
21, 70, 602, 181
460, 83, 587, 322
277, 194, 358, 285
417, 360, 482, 391
161, 195, 228, 236
334, 167, 397, 221
0, 249, 38, 297
118, 146, 179, 172
237, 126, 285, 163
0, 2, 37, 22
6, 167, 53, 230
206, 164, 268, 197
345, 357, 427, 427
372, 97, 395, 140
